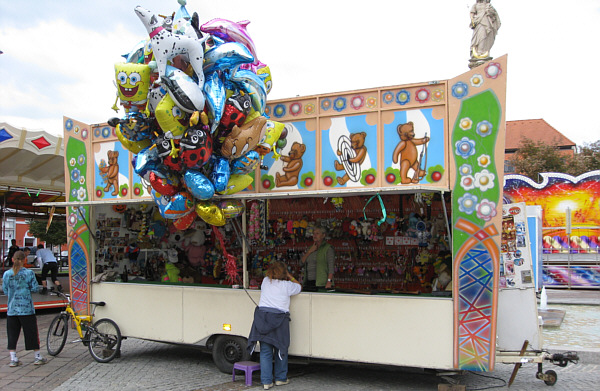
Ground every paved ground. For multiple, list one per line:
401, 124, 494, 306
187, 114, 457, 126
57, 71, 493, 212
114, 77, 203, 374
0, 289, 598, 391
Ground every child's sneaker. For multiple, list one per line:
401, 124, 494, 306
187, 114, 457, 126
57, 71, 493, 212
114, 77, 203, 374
40, 287, 48, 295
34, 357, 47, 365
9, 360, 21, 367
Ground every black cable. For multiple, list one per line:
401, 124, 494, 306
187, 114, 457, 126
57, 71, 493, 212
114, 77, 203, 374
464, 371, 507, 390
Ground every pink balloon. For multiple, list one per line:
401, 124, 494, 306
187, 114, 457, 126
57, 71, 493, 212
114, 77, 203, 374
200, 18, 262, 67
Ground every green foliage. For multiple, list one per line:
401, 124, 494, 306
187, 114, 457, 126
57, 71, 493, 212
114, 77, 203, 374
511, 137, 600, 180
28, 219, 67, 246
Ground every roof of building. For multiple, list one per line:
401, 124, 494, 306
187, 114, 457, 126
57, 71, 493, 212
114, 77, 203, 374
506, 119, 576, 151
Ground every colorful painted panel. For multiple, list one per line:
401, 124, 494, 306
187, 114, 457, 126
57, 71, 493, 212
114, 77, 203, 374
260, 119, 317, 192
544, 265, 600, 287
449, 58, 506, 371
382, 108, 446, 187
93, 140, 131, 200
64, 117, 91, 315
320, 114, 378, 189
503, 171, 600, 253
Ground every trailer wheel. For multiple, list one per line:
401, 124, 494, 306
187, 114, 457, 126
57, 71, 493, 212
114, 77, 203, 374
212, 335, 250, 373
543, 369, 557, 386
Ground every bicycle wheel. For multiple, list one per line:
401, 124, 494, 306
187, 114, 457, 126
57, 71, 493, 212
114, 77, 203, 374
88, 318, 122, 363
47, 314, 69, 356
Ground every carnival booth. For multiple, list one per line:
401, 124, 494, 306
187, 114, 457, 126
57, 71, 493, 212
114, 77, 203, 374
35, 1, 576, 386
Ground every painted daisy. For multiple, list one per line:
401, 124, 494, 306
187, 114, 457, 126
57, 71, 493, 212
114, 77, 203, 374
458, 193, 478, 215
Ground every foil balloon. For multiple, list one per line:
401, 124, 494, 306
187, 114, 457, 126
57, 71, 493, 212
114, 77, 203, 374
173, 210, 197, 231
108, 111, 152, 142
147, 84, 166, 115
218, 174, 253, 195
162, 65, 205, 114
180, 126, 213, 170
149, 169, 181, 196
209, 156, 231, 193
123, 39, 146, 64
161, 190, 195, 219
255, 120, 285, 161
196, 201, 226, 226
231, 150, 260, 175
183, 169, 215, 200
256, 65, 272, 94
202, 42, 254, 74
154, 135, 184, 172
134, 6, 209, 84
220, 91, 251, 130
133, 145, 160, 176
218, 200, 245, 219
155, 94, 189, 139
200, 18, 263, 69
229, 69, 267, 115
113, 62, 151, 113
203, 71, 226, 133
220, 114, 267, 160
114, 124, 151, 154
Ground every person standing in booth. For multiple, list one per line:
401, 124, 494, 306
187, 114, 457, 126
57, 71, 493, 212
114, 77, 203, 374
2, 251, 47, 366
36, 244, 62, 294
247, 261, 301, 390
300, 226, 335, 291
5, 239, 19, 267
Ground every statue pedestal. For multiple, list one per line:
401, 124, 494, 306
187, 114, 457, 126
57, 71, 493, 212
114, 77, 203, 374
469, 56, 493, 69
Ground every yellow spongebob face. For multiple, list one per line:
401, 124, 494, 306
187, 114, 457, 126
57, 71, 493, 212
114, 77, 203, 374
115, 62, 151, 103
155, 94, 189, 137
256, 66, 272, 94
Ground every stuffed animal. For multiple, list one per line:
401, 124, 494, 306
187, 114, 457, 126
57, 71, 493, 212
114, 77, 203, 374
183, 227, 206, 267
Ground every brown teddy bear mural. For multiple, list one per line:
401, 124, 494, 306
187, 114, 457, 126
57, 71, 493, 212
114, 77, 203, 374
276, 141, 306, 187
334, 132, 367, 185
392, 122, 429, 184
100, 150, 120, 196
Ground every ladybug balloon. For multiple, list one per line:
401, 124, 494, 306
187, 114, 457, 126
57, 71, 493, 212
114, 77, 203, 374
220, 92, 251, 130
180, 126, 213, 170
155, 135, 183, 172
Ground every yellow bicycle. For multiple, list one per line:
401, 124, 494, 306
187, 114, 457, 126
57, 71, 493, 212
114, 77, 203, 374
46, 291, 122, 363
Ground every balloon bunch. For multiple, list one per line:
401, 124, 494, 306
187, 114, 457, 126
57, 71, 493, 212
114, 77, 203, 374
110, 1, 288, 230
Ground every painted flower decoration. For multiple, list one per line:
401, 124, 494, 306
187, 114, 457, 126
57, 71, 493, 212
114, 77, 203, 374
415, 88, 430, 103
70, 168, 81, 182
273, 104, 286, 118
458, 193, 478, 215
383, 91, 394, 104
101, 126, 111, 138
485, 62, 502, 79
474, 169, 495, 191
81, 128, 89, 140
78, 154, 86, 166
76, 187, 87, 202
79, 176, 86, 185
70, 189, 78, 199
321, 98, 331, 111
68, 213, 78, 227
74, 126, 80, 135
396, 90, 410, 105
476, 120, 493, 137
432, 89, 444, 102
333, 97, 347, 112
477, 154, 491, 168
304, 103, 315, 115
366, 96, 377, 108
451, 82, 469, 99
455, 137, 476, 159
460, 175, 476, 190
459, 117, 473, 131
350, 95, 364, 110
470, 74, 484, 87
65, 119, 74, 131
69, 157, 77, 167
459, 163, 473, 176
289, 102, 302, 116
94, 128, 101, 138
264, 105, 271, 117
476, 199, 497, 221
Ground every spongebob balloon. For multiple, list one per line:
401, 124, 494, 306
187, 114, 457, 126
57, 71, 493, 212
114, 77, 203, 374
113, 62, 151, 113
155, 94, 189, 139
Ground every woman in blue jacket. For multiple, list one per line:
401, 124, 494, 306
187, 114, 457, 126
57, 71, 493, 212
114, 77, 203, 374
2, 251, 47, 366
248, 261, 301, 389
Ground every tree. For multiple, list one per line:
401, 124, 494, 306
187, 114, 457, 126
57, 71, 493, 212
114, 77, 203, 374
569, 140, 600, 174
510, 137, 567, 180
28, 219, 67, 247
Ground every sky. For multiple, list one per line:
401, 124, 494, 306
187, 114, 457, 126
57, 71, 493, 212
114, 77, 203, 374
1, 0, 599, 147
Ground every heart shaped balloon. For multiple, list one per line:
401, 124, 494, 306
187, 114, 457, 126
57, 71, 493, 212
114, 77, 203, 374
196, 201, 226, 226
218, 200, 245, 219
149, 170, 181, 196
183, 169, 215, 200
173, 211, 197, 231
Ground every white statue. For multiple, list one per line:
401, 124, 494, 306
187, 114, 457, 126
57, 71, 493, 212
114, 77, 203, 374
469, 0, 501, 67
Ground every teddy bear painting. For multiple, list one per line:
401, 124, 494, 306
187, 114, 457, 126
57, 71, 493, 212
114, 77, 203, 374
392, 122, 430, 184
334, 132, 367, 185
99, 150, 120, 196
276, 141, 306, 187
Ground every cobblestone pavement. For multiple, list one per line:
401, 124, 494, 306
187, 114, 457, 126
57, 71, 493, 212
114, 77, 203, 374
1, 309, 599, 391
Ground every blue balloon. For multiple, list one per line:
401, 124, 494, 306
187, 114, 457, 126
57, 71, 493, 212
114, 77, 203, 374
210, 156, 231, 192
203, 42, 254, 75
151, 189, 196, 219
229, 69, 267, 115
133, 146, 160, 176
231, 150, 259, 175
203, 71, 226, 133
183, 169, 215, 200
